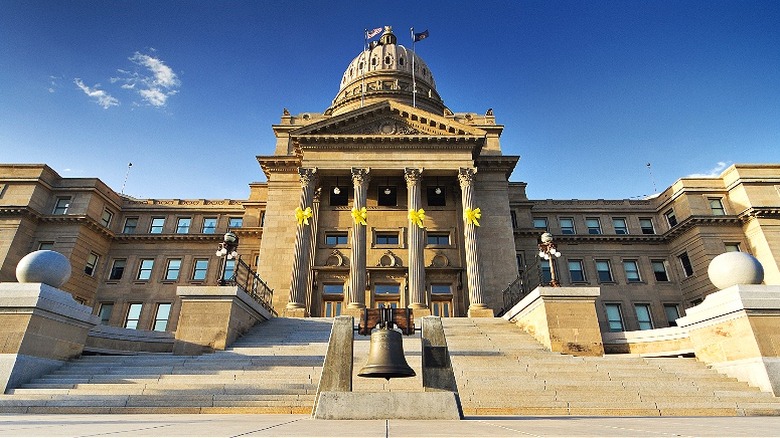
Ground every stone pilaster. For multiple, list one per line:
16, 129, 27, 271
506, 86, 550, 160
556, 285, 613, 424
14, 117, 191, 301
405, 168, 428, 314
348, 168, 370, 310
458, 167, 493, 317
286, 167, 318, 317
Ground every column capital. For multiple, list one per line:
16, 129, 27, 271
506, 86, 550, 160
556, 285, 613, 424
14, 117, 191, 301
351, 167, 371, 186
298, 167, 319, 188
312, 186, 323, 203
404, 168, 424, 187
458, 167, 477, 188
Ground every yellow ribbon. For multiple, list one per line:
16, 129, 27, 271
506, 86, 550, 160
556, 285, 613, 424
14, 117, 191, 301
351, 207, 367, 226
295, 206, 312, 225
408, 208, 426, 228
464, 207, 481, 227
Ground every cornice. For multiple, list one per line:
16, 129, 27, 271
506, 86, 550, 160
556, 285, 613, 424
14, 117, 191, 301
738, 206, 780, 221
256, 155, 302, 179
112, 234, 224, 243
476, 155, 520, 178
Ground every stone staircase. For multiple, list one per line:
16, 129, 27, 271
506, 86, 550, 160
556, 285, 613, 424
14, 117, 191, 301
442, 318, 780, 416
0, 318, 332, 414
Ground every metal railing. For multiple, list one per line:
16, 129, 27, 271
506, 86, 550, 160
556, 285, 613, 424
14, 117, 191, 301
496, 263, 544, 317
221, 257, 277, 316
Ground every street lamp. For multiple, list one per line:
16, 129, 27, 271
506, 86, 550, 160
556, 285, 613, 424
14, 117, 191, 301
538, 232, 561, 287
216, 232, 239, 285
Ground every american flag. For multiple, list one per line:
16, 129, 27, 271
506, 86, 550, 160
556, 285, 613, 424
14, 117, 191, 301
365, 27, 383, 40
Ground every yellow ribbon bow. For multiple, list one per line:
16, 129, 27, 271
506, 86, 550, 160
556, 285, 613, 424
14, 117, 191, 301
295, 206, 312, 225
408, 208, 426, 228
464, 207, 481, 227
351, 207, 367, 226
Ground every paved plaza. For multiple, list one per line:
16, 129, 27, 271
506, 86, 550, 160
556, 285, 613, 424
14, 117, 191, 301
0, 415, 779, 437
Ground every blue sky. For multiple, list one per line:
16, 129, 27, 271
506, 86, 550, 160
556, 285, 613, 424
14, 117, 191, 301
1, 1, 778, 200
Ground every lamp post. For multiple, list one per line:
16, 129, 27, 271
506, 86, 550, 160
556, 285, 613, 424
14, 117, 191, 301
216, 232, 239, 286
538, 232, 561, 287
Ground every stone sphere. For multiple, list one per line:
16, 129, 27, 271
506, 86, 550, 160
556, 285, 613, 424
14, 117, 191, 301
708, 252, 764, 290
16, 250, 72, 288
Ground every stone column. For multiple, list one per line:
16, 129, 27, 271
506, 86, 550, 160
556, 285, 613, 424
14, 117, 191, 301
348, 167, 370, 310
305, 187, 322, 315
458, 167, 493, 317
286, 167, 318, 317
405, 168, 428, 314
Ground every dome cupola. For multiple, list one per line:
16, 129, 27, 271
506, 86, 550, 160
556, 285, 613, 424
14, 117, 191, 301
328, 26, 445, 115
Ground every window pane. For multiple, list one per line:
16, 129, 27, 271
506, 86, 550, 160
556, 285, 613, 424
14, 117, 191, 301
664, 304, 680, 327
376, 233, 399, 245
98, 303, 113, 325
533, 218, 548, 230
53, 197, 70, 214
330, 187, 349, 206
635, 304, 653, 330
224, 259, 236, 280
623, 260, 640, 282
652, 260, 669, 281
125, 303, 142, 330
709, 198, 726, 215
228, 217, 243, 228
84, 252, 99, 276
679, 252, 694, 277
150, 218, 165, 233
560, 218, 575, 234
165, 259, 181, 281
123, 218, 138, 234
586, 218, 602, 234
427, 233, 450, 245
639, 218, 655, 234
192, 259, 208, 280
153, 303, 172, 332
323, 284, 344, 295
375, 284, 400, 294
431, 284, 451, 294
326, 233, 348, 245
613, 218, 628, 234
138, 259, 154, 280
101, 209, 113, 227
605, 304, 624, 332
176, 218, 191, 234
725, 243, 741, 252
568, 260, 585, 282
109, 259, 126, 280
595, 260, 612, 282
202, 218, 217, 234
665, 210, 678, 227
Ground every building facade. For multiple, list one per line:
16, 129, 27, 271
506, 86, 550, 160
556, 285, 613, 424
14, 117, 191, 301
1, 27, 778, 336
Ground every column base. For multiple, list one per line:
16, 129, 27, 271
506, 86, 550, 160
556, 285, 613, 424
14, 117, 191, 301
409, 304, 431, 317
467, 306, 494, 318
283, 305, 308, 318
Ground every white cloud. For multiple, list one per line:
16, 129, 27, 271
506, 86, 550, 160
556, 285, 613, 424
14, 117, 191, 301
74, 79, 119, 109
686, 161, 730, 178
47, 75, 62, 93
113, 52, 181, 107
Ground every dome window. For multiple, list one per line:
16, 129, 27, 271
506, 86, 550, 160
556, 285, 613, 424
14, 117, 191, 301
422, 68, 427, 76
359, 62, 364, 71
371, 57, 377, 66
384, 55, 392, 65
399, 57, 404, 66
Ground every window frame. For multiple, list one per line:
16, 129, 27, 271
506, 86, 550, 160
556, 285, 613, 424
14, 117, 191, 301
639, 217, 655, 235
664, 209, 678, 227
202, 217, 217, 234
678, 252, 694, 277
605, 303, 624, 332
53, 196, 71, 215
651, 260, 669, 282
164, 258, 182, 281
108, 258, 126, 281
375, 232, 400, 246
123, 217, 139, 234
595, 259, 614, 283
84, 252, 100, 277
585, 217, 602, 235
325, 231, 349, 246
708, 197, 726, 215
149, 217, 165, 234
559, 217, 575, 235
724, 243, 741, 252
192, 258, 209, 281
176, 217, 191, 234
426, 231, 451, 246
612, 217, 628, 235
567, 259, 586, 283
97, 302, 113, 325
664, 303, 680, 327
124, 303, 143, 330
37, 241, 55, 251
100, 208, 114, 228
152, 303, 172, 332
634, 303, 654, 330
623, 260, 642, 283
532, 217, 548, 230
137, 259, 155, 281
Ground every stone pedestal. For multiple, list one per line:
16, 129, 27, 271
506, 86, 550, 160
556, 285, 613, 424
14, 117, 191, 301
174, 285, 273, 355
503, 286, 604, 356
677, 284, 780, 395
0, 283, 99, 392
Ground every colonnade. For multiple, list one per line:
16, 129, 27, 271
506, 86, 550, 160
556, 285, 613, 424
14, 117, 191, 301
285, 166, 488, 316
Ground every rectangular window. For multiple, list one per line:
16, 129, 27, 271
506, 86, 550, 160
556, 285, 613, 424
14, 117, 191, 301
149, 217, 165, 234
612, 218, 628, 235
623, 260, 641, 282
97, 302, 113, 325
540, 262, 552, 284
427, 186, 446, 206
664, 304, 680, 327
427, 232, 450, 245
586, 217, 602, 235
375, 284, 400, 294
260, 212, 265, 227
202, 217, 217, 234
664, 209, 678, 227
725, 243, 741, 252
375, 233, 399, 245
137, 259, 154, 280
37, 241, 54, 251
109, 259, 126, 280
228, 217, 243, 228
100, 208, 113, 228
533, 217, 548, 230
165, 258, 181, 281
324, 300, 342, 317
605, 304, 624, 332
378, 186, 397, 206
223, 259, 236, 281
679, 252, 694, 277
325, 232, 348, 245
153, 303, 172, 332
431, 284, 452, 295
176, 218, 191, 234
510, 210, 518, 228
639, 218, 655, 234
709, 198, 726, 215
635, 304, 653, 330
330, 186, 349, 206
124, 303, 142, 330
53, 197, 71, 214
651, 260, 669, 282
559, 217, 575, 234
192, 259, 209, 281
323, 284, 344, 295
568, 260, 586, 282
123, 217, 139, 234
84, 252, 99, 276
595, 260, 613, 282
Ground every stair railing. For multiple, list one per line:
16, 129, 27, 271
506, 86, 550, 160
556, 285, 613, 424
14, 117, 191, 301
225, 257, 278, 316
496, 263, 543, 317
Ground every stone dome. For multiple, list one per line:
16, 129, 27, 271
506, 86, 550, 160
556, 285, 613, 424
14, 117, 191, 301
16, 250, 72, 288
329, 26, 445, 115
707, 251, 764, 290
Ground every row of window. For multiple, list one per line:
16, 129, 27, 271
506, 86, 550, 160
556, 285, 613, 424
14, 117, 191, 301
122, 216, 244, 235
329, 186, 447, 207
547, 253, 695, 285
321, 283, 453, 317
106, 257, 232, 282
324, 231, 451, 246
605, 302, 681, 332
98, 302, 171, 331
532, 216, 656, 235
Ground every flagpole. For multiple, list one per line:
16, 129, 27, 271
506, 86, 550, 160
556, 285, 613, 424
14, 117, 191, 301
121, 162, 132, 195
361, 29, 367, 108
410, 27, 416, 108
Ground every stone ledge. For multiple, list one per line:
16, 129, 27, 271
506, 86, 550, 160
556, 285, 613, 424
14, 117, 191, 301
313, 391, 461, 420
0, 283, 99, 326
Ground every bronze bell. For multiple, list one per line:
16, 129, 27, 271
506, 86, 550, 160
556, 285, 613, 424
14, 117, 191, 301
358, 327, 416, 380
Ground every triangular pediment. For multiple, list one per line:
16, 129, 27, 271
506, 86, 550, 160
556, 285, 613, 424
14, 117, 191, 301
291, 100, 486, 138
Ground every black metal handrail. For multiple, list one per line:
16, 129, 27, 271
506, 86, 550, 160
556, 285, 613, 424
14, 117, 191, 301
496, 263, 543, 317
221, 257, 277, 316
